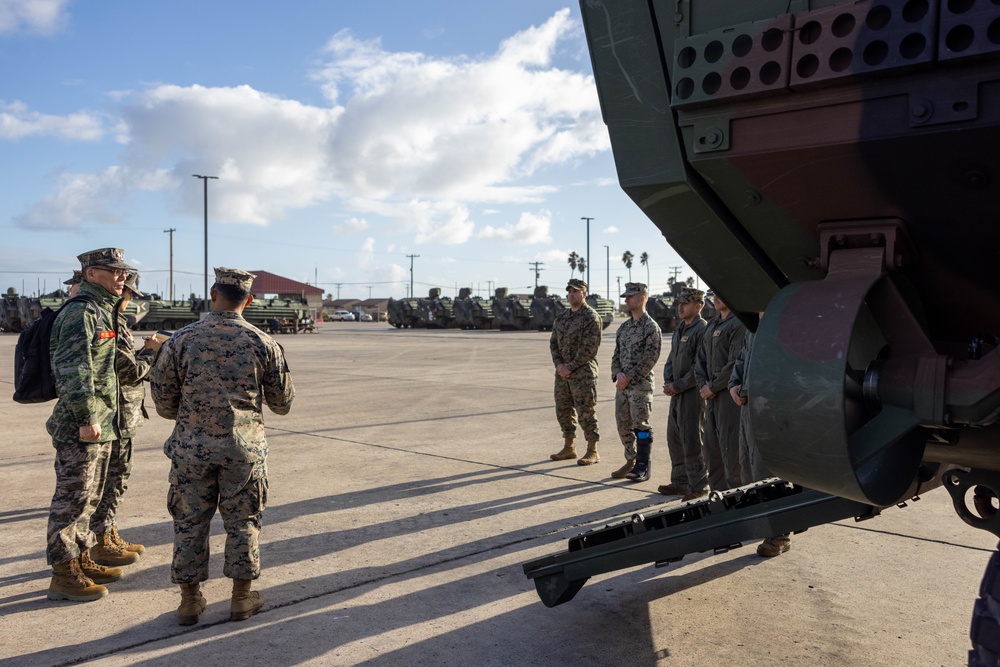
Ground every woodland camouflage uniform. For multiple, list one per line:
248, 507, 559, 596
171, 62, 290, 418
90, 279, 158, 543
46, 278, 122, 566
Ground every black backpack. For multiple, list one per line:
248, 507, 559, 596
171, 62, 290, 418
13, 296, 99, 404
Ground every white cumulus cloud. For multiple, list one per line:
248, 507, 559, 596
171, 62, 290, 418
0, 0, 70, 34
479, 210, 551, 244
0, 100, 104, 140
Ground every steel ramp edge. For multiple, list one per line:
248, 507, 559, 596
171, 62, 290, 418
522, 480, 879, 607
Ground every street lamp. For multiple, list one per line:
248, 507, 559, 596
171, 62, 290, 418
581, 217, 594, 289
192, 174, 218, 310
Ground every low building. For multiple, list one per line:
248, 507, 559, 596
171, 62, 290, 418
248, 271, 324, 311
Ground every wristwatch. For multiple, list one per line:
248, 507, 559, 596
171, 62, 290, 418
567, 363, 574, 371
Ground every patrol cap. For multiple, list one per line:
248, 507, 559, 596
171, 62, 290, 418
77, 248, 135, 271
620, 282, 648, 297
123, 272, 144, 297
214, 267, 256, 291
566, 278, 588, 292
705, 290, 716, 300
676, 287, 705, 304
63, 270, 82, 286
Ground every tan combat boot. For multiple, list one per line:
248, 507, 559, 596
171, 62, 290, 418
91, 531, 140, 566
178, 583, 208, 625
611, 460, 635, 479
550, 437, 576, 461
109, 525, 145, 555
577, 441, 600, 466
230, 579, 263, 621
47, 558, 108, 602
79, 549, 123, 584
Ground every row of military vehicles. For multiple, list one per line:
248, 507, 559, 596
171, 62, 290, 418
0, 288, 312, 334
386, 282, 714, 332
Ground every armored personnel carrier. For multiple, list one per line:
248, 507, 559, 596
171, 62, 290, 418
453, 288, 496, 329
490, 288, 533, 330
524, 1, 1000, 660
416, 288, 456, 328
387, 296, 420, 329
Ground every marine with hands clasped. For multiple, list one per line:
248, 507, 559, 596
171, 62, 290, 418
658, 288, 710, 501
88, 272, 161, 568
549, 278, 603, 465
46, 248, 134, 603
610, 282, 662, 482
151, 267, 295, 626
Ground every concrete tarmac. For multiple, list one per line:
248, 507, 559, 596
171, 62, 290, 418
0, 320, 994, 666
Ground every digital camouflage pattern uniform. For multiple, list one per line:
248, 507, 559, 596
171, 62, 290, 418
46, 273, 124, 565
151, 269, 295, 585
696, 311, 747, 491
611, 311, 662, 460
663, 306, 709, 493
90, 298, 158, 534
550, 298, 603, 445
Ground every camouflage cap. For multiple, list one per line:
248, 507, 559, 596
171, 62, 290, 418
566, 278, 588, 292
63, 270, 83, 286
123, 272, 144, 297
620, 282, 648, 297
214, 267, 256, 290
77, 247, 135, 271
676, 287, 705, 304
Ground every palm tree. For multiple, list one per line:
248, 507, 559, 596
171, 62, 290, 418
567, 251, 579, 278
577, 257, 587, 277
640, 252, 650, 287
621, 250, 634, 281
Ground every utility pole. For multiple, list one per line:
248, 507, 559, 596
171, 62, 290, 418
529, 262, 544, 289
192, 174, 218, 310
368, 285, 373, 299
581, 217, 594, 290
669, 265, 682, 285
164, 228, 176, 300
335, 283, 342, 299
603, 245, 610, 300
407, 254, 420, 300
617, 276, 622, 310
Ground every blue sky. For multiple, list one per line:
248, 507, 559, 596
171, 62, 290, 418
0, 0, 695, 301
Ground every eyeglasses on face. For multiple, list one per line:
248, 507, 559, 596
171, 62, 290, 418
90, 267, 127, 278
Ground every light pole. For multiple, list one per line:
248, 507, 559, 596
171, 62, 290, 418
192, 174, 218, 310
603, 245, 610, 300
581, 217, 594, 289
407, 254, 419, 300
164, 228, 176, 301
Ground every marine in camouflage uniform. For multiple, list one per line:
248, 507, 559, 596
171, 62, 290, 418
695, 292, 747, 492
549, 278, 603, 465
610, 282, 662, 481
151, 267, 294, 625
658, 288, 709, 501
89, 272, 160, 565
46, 248, 134, 603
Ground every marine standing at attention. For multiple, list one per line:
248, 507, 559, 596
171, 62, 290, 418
89, 272, 161, 567
46, 248, 135, 603
696, 291, 747, 491
658, 288, 710, 501
610, 282, 662, 482
548, 278, 603, 466
151, 267, 295, 626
